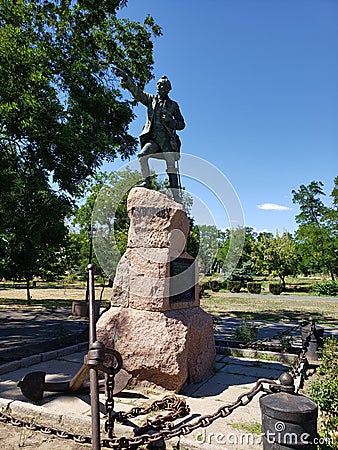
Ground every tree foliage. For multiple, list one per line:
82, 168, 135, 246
0, 147, 71, 300
70, 167, 144, 277
252, 231, 298, 287
196, 225, 219, 274
0, 0, 161, 195
0, 0, 161, 292
292, 180, 338, 280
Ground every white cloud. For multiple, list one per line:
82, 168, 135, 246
257, 203, 292, 211
251, 226, 269, 234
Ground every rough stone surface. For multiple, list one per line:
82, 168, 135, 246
96, 187, 216, 392
111, 187, 199, 312
127, 187, 189, 250
96, 306, 216, 392
111, 249, 199, 311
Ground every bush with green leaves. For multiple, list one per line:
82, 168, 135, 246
225, 261, 253, 287
269, 283, 283, 295
312, 280, 338, 297
199, 279, 210, 298
210, 280, 221, 292
309, 337, 338, 448
234, 319, 258, 343
227, 281, 241, 293
247, 282, 262, 294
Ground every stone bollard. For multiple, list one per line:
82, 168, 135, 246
260, 373, 318, 449
301, 320, 324, 364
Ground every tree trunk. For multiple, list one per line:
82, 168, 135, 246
279, 275, 286, 288
26, 278, 31, 305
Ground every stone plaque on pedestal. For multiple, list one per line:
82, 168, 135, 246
170, 257, 195, 305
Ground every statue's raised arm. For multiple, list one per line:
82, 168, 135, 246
114, 68, 185, 203
114, 67, 149, 106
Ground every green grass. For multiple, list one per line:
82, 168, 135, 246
229, 422, 262, 435
0, 282, 111, 308
201, 292, 338, 326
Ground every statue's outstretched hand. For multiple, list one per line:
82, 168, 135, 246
113, 67, 129, 88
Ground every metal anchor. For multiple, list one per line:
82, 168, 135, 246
18, 341, 131, 402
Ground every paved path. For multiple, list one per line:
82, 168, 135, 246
0, 347, 291, 450
0, 296, 337, 449
0, 307, 88, 364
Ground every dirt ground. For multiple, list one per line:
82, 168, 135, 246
0, 420, 91, 449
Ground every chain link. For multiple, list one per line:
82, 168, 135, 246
289, 320, 315, 391
0, 378, 275, 448
241, 320, 309, 349
1, 319, 316, 449
105, 369, 116, 438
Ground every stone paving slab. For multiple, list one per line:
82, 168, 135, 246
0, 349, 291, 449
0, 302, 335, 448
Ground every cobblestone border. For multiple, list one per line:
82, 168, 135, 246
0, 341, 298, 375
216, 345, 298, 363
0, 342, 88, 375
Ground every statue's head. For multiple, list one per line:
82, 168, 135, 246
156, 76, 172, 96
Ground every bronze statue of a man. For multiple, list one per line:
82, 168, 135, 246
115, 69, 185, 202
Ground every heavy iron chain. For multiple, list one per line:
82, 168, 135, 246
241, 320, 311, 349
0, 320, 316, 448
101, 378, 277, 448
290, 320, 315, 391
0, 378, 276, 448
105, 371, 115, 439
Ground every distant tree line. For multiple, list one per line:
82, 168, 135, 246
199, 177, 338, 287
1, 163, 337, 296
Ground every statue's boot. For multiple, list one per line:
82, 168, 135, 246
167, 172, 181, 203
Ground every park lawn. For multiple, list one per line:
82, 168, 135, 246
0, 284, 337, 327
201, 292, 338, 327
0, 283, 112, 308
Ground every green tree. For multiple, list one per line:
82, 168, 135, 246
292, 180, 338, 280
196, 225, 219, 274
0, 0, 161, 195
0, 1, 161, 294
186, 219, 200, 259
214, 229, 230, 271
70, 168, 144, 278
252, 231, 298, 287
0, 156, 71, 301
212, 226, 248, 278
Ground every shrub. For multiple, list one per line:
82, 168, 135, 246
269, 283, 283, 295
226, 261, 253, 287
312, 280, 338, 297
210, 280, 220, 292
198, 280, 209, 297
247, 282, 262, 294
234, 319, 258, 343
309, 337, 338, 448
227, 281, 241, 293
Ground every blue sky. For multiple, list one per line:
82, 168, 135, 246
105, 0, 338, 234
